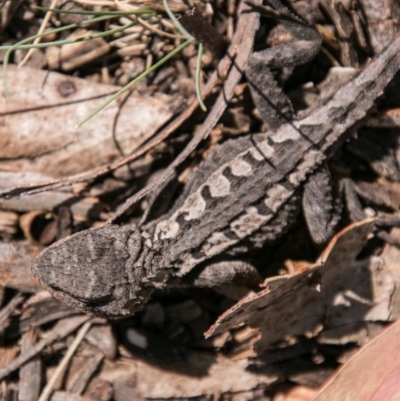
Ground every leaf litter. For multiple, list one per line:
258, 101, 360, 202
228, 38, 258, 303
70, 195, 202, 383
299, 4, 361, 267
0, 0, 400, 400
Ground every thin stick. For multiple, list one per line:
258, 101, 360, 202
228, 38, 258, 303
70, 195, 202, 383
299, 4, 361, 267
0, 293, 25, 332
74, 0, 116, 6
196, 43, 206, 111
162, 0, 194, 39
37, 320, 92, 401
137, 16, 185, 39
18, 0, 59, 68
0, 315, 90, 380
77, 37, 194, 126
115, 0, 186, 40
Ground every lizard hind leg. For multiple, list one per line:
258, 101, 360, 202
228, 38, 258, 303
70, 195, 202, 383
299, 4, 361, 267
302, 166, 342, 244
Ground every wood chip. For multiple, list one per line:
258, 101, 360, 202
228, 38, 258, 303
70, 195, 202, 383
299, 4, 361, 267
358, 0, 400, 53
67, 353, 103, 395
19, 330, 42, 401
60, 30, 110, 71
0, 293, 25, 333
0, 242, 40, 293
85, 325, 117, 360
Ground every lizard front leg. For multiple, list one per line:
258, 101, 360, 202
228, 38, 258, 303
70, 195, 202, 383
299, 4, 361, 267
302, 166, 343, 244
180, 260, 262, 300
245, 0, 321, 129
245, 0, 345, 245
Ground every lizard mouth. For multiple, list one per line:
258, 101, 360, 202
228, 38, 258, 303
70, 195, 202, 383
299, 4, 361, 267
37, 280, 133, 318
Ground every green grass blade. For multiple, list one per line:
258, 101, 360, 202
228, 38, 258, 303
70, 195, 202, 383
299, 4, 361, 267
162, 0, 194, 40
33, 6, 155, 16
1, 18, 139, 100
77, 37, 195, 127
196, 43, 206, 111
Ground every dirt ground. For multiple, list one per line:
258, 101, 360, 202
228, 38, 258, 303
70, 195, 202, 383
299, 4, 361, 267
0, 0, 400, 400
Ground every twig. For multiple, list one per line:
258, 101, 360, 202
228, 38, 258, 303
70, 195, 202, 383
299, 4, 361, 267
137, 16, 185, 39
0, 315, 89, 380
37, 320, 92, 401
114, 0, 186, 39
0, 293, 25, 332
18, 0, 59, 68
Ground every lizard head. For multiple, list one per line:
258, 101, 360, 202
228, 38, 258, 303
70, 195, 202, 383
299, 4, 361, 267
32, 224, 149, 318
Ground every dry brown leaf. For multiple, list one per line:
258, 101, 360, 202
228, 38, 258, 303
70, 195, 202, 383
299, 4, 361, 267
206, 219, 398, 355
0, 66, 181, 177
312, 318, 400, 401
100, 352, 277, 398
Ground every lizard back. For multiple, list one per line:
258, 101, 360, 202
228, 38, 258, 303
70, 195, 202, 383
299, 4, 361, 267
154, 38, 400, 273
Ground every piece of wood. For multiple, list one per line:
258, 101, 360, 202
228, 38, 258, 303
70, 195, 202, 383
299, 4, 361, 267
358, 0, 400, 53
0, 171, 106, 218
0, 241, 40, 293
0, 66, 182, 177
0, 315, 90, 380
19, 330, 42, 401
67, 353, 103, 395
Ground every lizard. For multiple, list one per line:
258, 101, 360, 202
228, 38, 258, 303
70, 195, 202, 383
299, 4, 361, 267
32, 8, 400, 318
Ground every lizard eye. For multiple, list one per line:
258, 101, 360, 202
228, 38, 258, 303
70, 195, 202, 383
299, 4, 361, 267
32, 224, 143, 318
